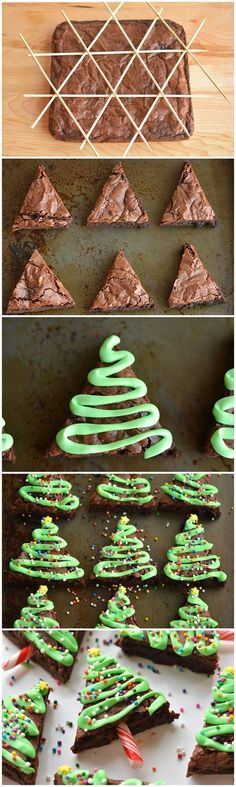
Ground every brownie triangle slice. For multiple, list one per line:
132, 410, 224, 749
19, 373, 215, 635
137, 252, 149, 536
90, 250, 154, 311
6, 249, 75, 314
87, 163, 148, 226
2, 680, 50, 784
13, 164, 72, 231
168, 243, 225, 309
160, 161, 217, 227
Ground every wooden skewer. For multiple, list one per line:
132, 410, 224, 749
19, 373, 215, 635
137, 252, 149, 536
104, 1, 190, 139
148, 1, 231, 105
19, 33, 99, 156
27, 48, 206, 56
123, 16, 205, 157
62, 9, 153, 151
24, 93, 210, 99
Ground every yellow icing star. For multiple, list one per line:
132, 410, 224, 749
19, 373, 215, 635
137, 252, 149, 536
58, 766, 72, 774
225, 666, 234, 675
191, 587, 199, 596
118, 585, 127, 594
89, 647, 100, 657
42, 516, 52, 524
37, 680, 49, 691
39, 585, 48, 594
119, 516, 129, 525
189, 514, 198, 523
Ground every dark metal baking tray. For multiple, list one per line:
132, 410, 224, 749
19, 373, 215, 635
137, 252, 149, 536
2, 472, 234, 629
2, 315, 233, 471
2, 158, 233, 315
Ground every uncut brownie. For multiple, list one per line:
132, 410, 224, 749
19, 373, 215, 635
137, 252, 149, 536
55, 768, 164, 784
12, 473, 80, 520
90, 473, 157, 511
49, 19, 194, 142
2, 681, 50, 785
118, 630, 219, 675
187, 667, 234, 776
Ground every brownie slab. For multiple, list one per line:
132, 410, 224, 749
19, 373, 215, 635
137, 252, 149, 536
49, 19, 194, 142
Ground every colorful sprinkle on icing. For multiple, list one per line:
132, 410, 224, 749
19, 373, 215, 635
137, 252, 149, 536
160, 473, 220, 509
2, 682, 48, 775
210, 368, 234, 459
93, 516, 157, 583
9, 516, 85, 581
96, 474, 153, 505
19, 474, 79, 512
163, 514, 227, 584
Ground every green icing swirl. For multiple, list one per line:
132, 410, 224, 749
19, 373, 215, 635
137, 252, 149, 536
9, 516, 84, 581
211, 368, 234, 459
163, 514, 227, 584
57, 769, 164, 785
78, 649, 167, 732
196, 667, 234, 752
121, 628, 219, 657
13, 584, 78, 666
2, 681, 48, 775
97, 585, 136, 628
93, 516, 157, 583
161, 473, 220, 509
170, 586, 218, 628
19, 473, 79, 512
97, 474, 153, 505
2, 417, 14, 453
56, 335, 173, 459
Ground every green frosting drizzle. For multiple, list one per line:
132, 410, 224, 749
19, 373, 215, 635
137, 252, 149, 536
57, 768, 164, 785
2, 417, 14, 453
211, 368, 234, 459
19, 473, 79, 512
93, 515, 157, 583
170, 586, 218, 628
163, 514, 227, 584
196, 667, 234, 752
9, 516, 85, 582
97, 585, 136, 628
56, 335, 173, 459
78, 648, 167, 732
13, 584, 78, 665
121, 628, 219, 657
2, 681, 48, 775
160, 473, 220, 509
97, 474, 153, 505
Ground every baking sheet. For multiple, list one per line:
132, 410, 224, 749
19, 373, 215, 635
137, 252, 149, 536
2, 158, 234, 315
2, 315, 234, 472
2, 473, 234, 629
2, 632, 234, 786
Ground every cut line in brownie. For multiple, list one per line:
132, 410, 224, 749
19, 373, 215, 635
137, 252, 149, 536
90, 250, 154, 312
49, 19, 194, 142
160, 161, 217, 227
87, 163, 149, 226
6, 249, 75, 315
12, 164, 72, 231
168, 242, 225, 309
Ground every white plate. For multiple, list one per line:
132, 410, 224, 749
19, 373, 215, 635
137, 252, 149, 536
2, 632, 234, 786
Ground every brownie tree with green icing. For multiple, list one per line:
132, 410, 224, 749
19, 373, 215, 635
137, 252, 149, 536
2, 680, 49, 780
187, 666, 234, 775
210, 369, 234, 459
163, 514, 227, 584
54, 334, 173, 459
17, 473, 79, 516
170, 586, 218, 628
2, 418, 14, 453
9, 515, 85, 584
97, 585, 137, 628
92, 474, 155, 508
159, 473, 221, 517
55, 765, 165, 784
92, 515, 157, 586
120, 628, 219, 662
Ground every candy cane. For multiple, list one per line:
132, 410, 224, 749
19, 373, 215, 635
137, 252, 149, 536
219, 631, 234, 641
2, 644, 34, 671
117, 722, 144, 768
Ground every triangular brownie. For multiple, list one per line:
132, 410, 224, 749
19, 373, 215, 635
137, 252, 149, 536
168, 243, 225, 309
2, 680, 50, 783
87, 163, 148, 226
6, 249, 75, 314
12, 164, 72, 231
90, 250, 154, 311
160, 161, 217, 227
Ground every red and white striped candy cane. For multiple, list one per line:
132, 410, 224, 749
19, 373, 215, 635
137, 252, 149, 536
219, 630, 234, 641
2, 644, 34, 671
117, 722, 144, 768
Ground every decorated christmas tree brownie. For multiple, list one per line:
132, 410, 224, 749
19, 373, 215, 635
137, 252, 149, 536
97, 585, 137, 628
170, 586, 218, 628
5, 585, 83, 682
47, 335, 174, 461
13, 473, 79, 519
71, 646, 178, 753
206, 368, 234, 460
2, 417, 15, 462
118, 628, 219, 675
87, 163, 149, 227
158, 473, 221, 518
90, 473, 157, 511
92, 515, 158, 587
9, 515, 85, 585
163, 514, 227, 585
187, 666, 234, 775
55, 767, 164, 784
2, 680, 50, 784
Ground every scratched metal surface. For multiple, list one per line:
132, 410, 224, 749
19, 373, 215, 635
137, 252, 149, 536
2, 158, 233, 315
2, 315, 234, 471
2, 472, 234, 629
